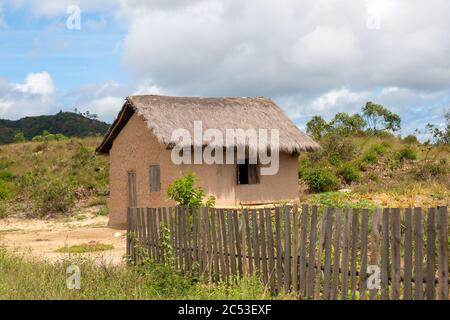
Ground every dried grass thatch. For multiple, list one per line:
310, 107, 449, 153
96, 95, 320, 154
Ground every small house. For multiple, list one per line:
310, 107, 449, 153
96, 95, 319, 228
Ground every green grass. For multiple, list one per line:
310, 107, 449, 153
0, 228, 22, 234
0, 248, 274, 300
55, 243, 114, 253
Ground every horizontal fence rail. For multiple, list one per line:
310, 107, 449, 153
126, 205, 449, 300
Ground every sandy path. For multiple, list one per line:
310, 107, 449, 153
0, 211, 126, 265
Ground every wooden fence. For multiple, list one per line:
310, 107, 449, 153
126, 206, 449, 300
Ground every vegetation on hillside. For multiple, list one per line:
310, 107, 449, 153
0, 137, 109, 218
301, 102, 449, 208
0, 102, 448, 220
0, 111, 109, 145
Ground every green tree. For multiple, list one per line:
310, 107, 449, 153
306, 116, 331, 140
329, 112, 366, 136
425, 111, 450, 145
167, 172, 215, 208
13, 132, 26, 143
362, 102, 401, 134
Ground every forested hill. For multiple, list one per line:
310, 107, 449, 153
0, 111, 110, 144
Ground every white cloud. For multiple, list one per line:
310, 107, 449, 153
0, 72, 57, 119
2, 0, 450, 136
13, 72, 55, 97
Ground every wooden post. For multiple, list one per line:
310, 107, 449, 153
220, 209, 230, 281
252, 209, 261, 277
265, 208, 276, 293
414, 208, 423, 300
359, 208, 369, 300
437, 206, 448, 300
284, 206, 291, 293
227, 209, 237, 276
403, 208, 413, 300
233, 210, 243, 276
307, 206, 318, 298
259, 209, 268, 285
331, 208, 342, 300
341, 208, 351, 300
426, 208, 436, 300
391, 208, 401, 300
322, 207, 333, 300
275, 207, 283, 293
292, 206, 299, 293
369, 208, 382, 300
243, 209, 253, 275
350, 208, 359, 299
299, 204, 308, 296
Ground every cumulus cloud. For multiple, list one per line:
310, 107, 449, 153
13, 72, 55, 97
63, 80, 163, 121
3, 0, 450, 135
0, 72, 57, 119
119, 0, 450, 97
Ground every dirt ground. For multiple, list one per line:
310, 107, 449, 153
0, 208, 126, 265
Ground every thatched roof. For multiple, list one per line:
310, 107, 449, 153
96, 95, 320, 154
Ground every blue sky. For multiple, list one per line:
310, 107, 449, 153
0, 0, 449, 139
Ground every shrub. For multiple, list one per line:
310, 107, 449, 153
0, 202, 7, 219
31, 179, 75, 216
298, 158, 310, 178
32, 135, 44, 142
54, 133, 68, 141
0, 182, 12, 200
167, 172, 216, 208
362, 150, 378, 164
369, 143, 387, 155
96, 207, 109, 216
0, 170, 14, 182
414, 159, 449, 179
303, 168, 340, 192
403, 134, 419, 144
396, 147, 417, 162
14, 132, 26, 143
311, 134, 356, 166
337, 163, 360, 183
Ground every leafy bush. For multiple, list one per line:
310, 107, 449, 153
303, 168, 340, 192
396, 147, 417, 162
337, 163, 360, 183
362, 150, 378, 164
31, 136, 43, 143
96, 207, 109, 216
311, 134, 356, 166
298, 158, 310, 178
14, 132, 26, 143
403, 135, 419, 144
0, 182, 12, 200
369, 143, 387, 155
167, 172, 216, 208
31, 179, 75, 216
0, 170, 14, 182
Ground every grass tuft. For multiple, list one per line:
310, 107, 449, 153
55, 243, 114, 253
